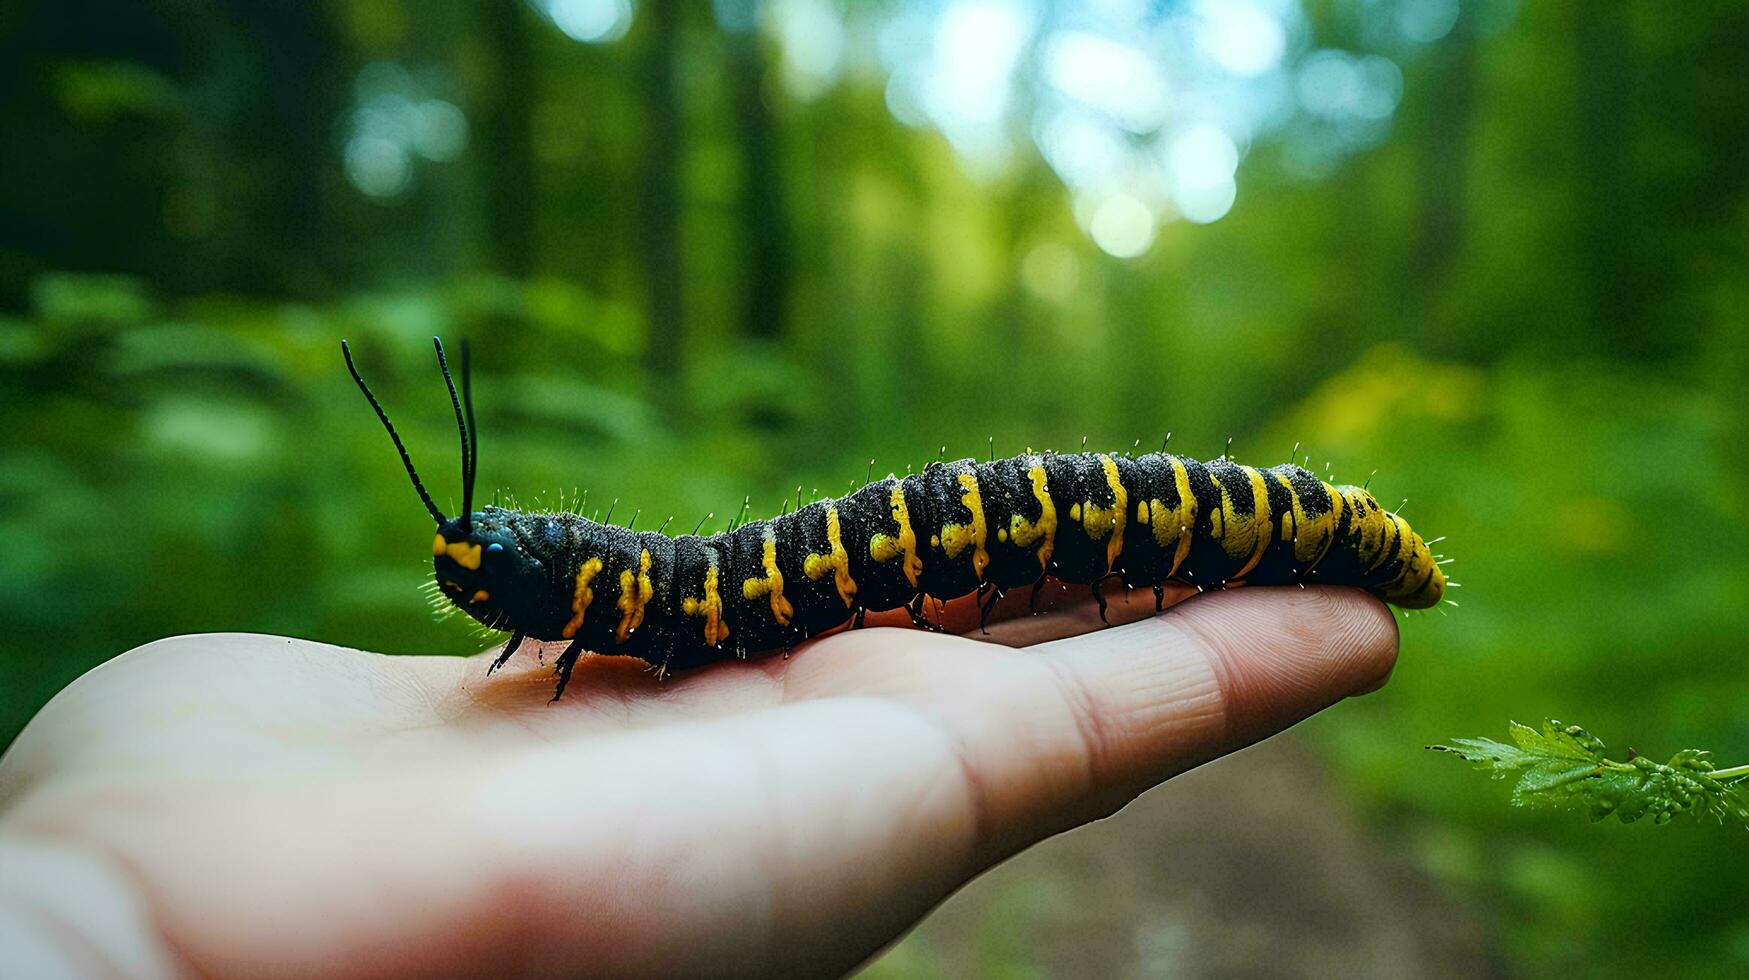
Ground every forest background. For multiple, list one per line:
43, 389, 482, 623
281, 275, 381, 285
3, 1, 1747, 975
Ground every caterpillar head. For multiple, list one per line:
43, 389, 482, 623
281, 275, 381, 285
346, 336, 537, 632
431, 511, 556, 632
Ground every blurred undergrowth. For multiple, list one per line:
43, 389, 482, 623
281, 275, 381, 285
6, 1, 1749, 975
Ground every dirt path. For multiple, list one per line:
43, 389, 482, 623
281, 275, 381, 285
862, 730, 1503, 978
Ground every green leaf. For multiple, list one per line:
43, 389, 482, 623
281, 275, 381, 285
1430, 720, 1749, 829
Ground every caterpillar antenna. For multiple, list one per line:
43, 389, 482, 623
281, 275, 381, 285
432, 338, 472, 531
461, 339, 478, 522
342, 340, 445, 525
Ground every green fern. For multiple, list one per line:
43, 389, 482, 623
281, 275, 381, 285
1429, 720, 1749, 828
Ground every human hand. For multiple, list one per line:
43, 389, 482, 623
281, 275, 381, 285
0, 583, 1395, 978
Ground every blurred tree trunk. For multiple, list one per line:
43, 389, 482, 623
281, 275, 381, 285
728, 29, 790, 341
639, 0, 685, 404
477, 0, 537, 277
1574, 0, 1642, 356
1408, 17, 1475, 308
239, 3, 343, 295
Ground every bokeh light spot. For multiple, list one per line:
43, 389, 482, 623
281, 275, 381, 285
1194, 0, 1288, 77
345, 135, 412, 199
412, 100, 468, 162
1395, 0, 1461, 44
768, 0, 847, 101
1164, 123, 1239, 224
1087, 193, 1157, 258
1045, 31, 1171, 133
1035, 111, 1127, 189
547, 0, 634, 44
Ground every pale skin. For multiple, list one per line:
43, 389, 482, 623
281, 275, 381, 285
0, 583, 1396, 978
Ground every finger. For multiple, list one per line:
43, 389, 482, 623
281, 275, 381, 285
883, 587, 1399, 862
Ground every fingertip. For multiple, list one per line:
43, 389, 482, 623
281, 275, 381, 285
1170, 587, 1398, 741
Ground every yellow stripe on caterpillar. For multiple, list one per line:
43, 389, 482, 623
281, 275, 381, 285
1145, 457, 1199, 577
937, 471, 991, 581
682, 560, 731, 646
615, 549, 654, 642
743, 530, 795, 626
561, 557, 604, 639
1274, 472, 1342, 566
1210, 465, 1273, 580
1100, 454, 1127, 571
1008, 463, 1057, 570
803, 506, 858, 606
868, 484, 923, 587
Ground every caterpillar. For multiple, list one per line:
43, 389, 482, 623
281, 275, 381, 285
344, 338, 1448, 700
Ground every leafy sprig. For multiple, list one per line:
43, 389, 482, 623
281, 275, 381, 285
1429, 720, 1749, 828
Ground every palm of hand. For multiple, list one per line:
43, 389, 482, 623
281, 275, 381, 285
0, 585, 1394, 978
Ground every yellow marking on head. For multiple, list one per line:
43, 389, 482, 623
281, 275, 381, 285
936, 471, 991, 580
1008, 463, 1057, 570
440, 539, 483, 570
468, 590, 490, 604
1207, 465, 1272, 580
682, 559, 731, 645
561, 557, 604, 639
433, 533, 447, 557
1069, 502, 1081, 521
802, 506, 858, 607
1137, 500, 1150, 523
997, 527, 1008, 542
1147, 457, 1199, 577
742, 530, 795, 625
615, 549, 654, 642
869, 485, 923, 586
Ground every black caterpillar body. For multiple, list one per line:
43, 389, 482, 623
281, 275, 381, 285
347, 339, 1447, 699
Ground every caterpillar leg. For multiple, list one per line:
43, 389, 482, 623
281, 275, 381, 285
907, 593, 944, 632
851, 606, 867, 630
550, 637, 589, 702
488, 632, 525, 675
1152, 583, 1166, 612
977, 583, 1003, 634
1091, 574, 1118, 625
1028, 576, 1047, 613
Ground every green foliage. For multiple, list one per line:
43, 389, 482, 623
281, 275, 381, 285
1431, 721, 1749, 828
3, 1, 1749, 977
